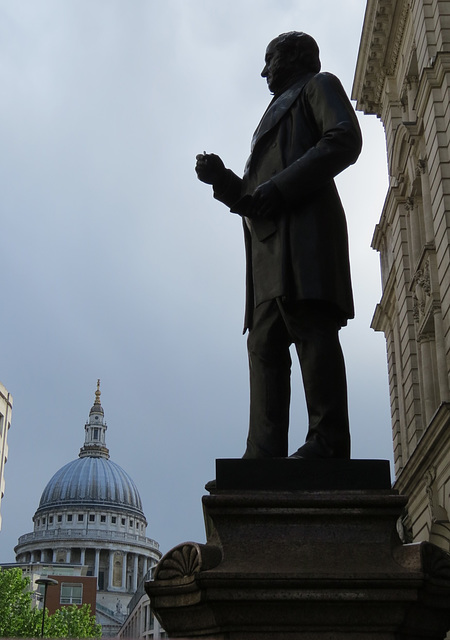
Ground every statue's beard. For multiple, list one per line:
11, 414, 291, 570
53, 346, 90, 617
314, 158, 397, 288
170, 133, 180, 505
268, 62, 300, 96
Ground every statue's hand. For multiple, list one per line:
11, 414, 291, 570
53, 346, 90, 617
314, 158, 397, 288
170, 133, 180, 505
250, 181, 283, 219
195, 153, 226, 186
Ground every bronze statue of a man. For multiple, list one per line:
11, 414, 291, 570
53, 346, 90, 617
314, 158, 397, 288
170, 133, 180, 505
196, 32, 362, 460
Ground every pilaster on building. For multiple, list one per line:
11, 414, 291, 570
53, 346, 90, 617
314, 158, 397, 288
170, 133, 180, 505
353, 0, 450, 549
0, 381, 12, 531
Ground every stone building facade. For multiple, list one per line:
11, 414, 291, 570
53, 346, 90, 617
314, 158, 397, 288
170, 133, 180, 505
13, 382, 161, 634
117, 568, 167, 639
353, 0, 450, 548
0, 381, 13, 531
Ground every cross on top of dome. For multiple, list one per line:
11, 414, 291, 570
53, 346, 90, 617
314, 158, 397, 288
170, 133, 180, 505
89, 378, 104, 416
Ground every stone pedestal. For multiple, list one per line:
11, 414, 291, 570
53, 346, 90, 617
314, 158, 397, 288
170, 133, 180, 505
146, 460, 450, 639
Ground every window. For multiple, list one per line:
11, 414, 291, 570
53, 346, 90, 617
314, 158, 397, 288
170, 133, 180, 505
89, 514, 95, 522
111, 516, 117, 524
57, 515, 62, 523
67, 514, 73, 522
93, 428, 99, 440
148, 610, 154, 630
42, 518, 46, 525
49, 516, 53, 524
78, 514, 84, 522
121, 518, 126, 525
129, 520, 133, 527
100, 515, 106, 523
60, 583, 83, 605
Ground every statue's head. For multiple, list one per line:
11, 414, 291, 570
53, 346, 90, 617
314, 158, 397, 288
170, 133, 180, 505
262, 32, 321, 95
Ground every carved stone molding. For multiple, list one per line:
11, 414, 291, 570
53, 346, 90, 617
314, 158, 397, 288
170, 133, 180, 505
416, 157, 427, 176
412, 260, 431, 322
387, 0, 409, 77
405, 75, 419, 90
424, 466, 437, 496
353, 0, 410, 114
424, 466, 450, 526
396, 508, 413, 544
405, 195, 415, 211
401, 75, 419, 115
153, 541, 221, 581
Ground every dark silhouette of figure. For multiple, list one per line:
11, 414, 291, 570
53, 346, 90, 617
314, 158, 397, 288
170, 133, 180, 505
196, 32, 362, 460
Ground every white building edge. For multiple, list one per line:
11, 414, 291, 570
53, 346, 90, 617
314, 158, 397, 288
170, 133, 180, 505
0, 381, 13, 531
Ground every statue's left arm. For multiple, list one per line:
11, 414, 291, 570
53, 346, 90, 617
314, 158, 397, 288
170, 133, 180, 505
271, 73, 362, 207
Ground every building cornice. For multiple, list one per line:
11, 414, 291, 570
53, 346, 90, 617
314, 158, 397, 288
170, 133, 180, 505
353, 0, 409, 115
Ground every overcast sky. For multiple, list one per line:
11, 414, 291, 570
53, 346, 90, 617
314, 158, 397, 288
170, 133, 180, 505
0, 0, 391, 562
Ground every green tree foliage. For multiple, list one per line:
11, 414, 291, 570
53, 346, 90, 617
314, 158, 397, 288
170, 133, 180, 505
0, 568, 101, 638
0, 567, 41, 637
44, 604, 102, 638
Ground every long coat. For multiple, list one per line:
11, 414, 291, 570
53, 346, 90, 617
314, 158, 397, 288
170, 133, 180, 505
214, 71, 362, 331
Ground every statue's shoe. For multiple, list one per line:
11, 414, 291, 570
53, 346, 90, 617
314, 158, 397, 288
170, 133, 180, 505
289, 439, 336, 459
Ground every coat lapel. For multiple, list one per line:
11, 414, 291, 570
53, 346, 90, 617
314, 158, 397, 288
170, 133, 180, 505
251, 73, 315, 151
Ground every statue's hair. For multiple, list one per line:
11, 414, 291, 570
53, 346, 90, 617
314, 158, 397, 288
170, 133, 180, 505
274, 31, 321, 73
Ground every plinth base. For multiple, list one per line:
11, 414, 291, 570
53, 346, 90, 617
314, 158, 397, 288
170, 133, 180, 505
146, 460, 450, 639
214, 457, 391, 490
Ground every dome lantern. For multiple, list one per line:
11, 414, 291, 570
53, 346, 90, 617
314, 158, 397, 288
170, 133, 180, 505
80, 379, 109, 459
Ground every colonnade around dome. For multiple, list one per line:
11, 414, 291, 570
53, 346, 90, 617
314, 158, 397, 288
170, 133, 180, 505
15, 546, 156, 594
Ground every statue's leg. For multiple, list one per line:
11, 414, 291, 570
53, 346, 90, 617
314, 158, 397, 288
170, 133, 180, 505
243, 299, 291, 458
280, 300, 351, 459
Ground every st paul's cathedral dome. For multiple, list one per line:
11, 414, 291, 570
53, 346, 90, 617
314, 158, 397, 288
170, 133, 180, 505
14, 381, 161, 633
